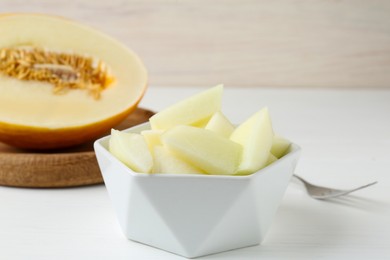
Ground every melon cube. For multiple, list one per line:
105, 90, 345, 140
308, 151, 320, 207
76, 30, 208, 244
205, 111, 235, 138
109, 129, 153, 173
153, 145, 205, 174
271, 135, 291, 158
149, 84, 223, 130
230, 107, 274, 175
161, 125, 242, 175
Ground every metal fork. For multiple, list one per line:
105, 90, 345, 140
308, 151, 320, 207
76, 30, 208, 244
292, 174, 378, 200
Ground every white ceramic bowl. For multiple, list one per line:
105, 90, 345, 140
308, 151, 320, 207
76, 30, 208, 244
94, 123, 301, 258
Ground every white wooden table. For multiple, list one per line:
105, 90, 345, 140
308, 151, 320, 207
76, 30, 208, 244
1, 87, 389, 259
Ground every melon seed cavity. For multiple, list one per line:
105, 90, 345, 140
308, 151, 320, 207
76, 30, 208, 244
0, 47, 114, 99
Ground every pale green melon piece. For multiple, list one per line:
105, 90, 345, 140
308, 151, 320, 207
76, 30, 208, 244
191, 116, 211, 128
152, 145, 205, 174
161, 125, 242, 175
149, 84, 223, 130
235, 153, 277, 176
266, 153, 278, 166
141, 129, 164, 152
109, 129, 153, 173
230, 107, 274, 175
205, 111, 235, 138
271, 135, 291, 158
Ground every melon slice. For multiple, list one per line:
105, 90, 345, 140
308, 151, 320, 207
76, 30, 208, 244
141, 129, 164, 152
271, 135, 291, 158
266, 153, 278, 166
149, 84, 223, 130
0, 14, 147, 149
152, 145, 205, 174
205, 111, 235, 138
109, 129, 153, 173
230, 107, 274, 175
161, 125, 242, 175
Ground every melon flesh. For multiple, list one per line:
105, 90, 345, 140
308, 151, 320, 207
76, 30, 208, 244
230, 107, 274, 175
109, 129, 153, 173
0, 14, 147, 149
161, 125, 242, 175
141, 129, 164, 152
152, 145, 205, 174
205, 111, 235, 138
271, 135, 291, 158
266, 153, 278, 166
149, 84, 223, 130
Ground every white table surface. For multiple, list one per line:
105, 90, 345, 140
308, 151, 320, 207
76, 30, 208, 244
1, 87, 389, 259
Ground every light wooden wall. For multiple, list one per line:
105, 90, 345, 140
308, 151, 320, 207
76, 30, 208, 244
1, 0, 390, 88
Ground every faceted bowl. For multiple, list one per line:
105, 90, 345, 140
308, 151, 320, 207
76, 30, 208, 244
94, 122, 301, 258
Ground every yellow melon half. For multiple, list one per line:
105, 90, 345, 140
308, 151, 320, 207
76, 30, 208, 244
0, 14, 147, 149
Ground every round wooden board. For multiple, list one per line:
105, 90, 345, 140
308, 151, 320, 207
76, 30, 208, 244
0, 108, 155, 188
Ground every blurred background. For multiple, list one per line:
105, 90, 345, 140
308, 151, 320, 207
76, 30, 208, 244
1, 0, 389, 88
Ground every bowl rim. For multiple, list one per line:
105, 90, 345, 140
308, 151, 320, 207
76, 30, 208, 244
94, 122, 301, 180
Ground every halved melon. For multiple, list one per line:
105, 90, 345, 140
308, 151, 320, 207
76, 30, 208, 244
0, 14, 147, 149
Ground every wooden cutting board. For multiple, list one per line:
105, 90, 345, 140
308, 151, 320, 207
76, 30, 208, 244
0, 108, 154, 188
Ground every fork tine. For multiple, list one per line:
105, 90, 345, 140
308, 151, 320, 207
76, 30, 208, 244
312, 181, 378, 200
335, 181, 378, 196
292, 174, 378, 200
